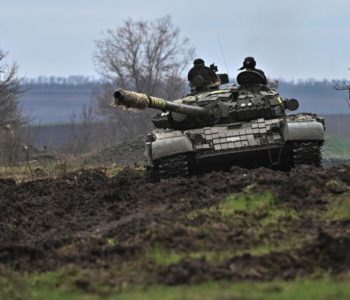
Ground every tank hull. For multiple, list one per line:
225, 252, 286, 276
146, 113, 325, 179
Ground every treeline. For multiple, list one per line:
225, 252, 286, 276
21, 75, 101, 87
277, 80, 349, 114
278, 79, 349, 98
22, 76, 350, 95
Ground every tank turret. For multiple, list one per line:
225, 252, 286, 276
113, 72, 299, 131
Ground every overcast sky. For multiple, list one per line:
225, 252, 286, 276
1, 0, 350, 80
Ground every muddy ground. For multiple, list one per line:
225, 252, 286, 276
0, 164, 350, 290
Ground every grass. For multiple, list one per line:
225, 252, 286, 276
146, 193, 302, 267
219, 193, 298, 225
323, 134, 350, 161
0, 159, 76, 182
189, 192, 299, 228
322, 192, 350, 221
1, 271, 350, 300
146, 245, 232, 266
213, 193, 304, 256
0, 157, 128, 182
146, 246, 184, 266
241, 235, 308, 257
114, 277, 350, 300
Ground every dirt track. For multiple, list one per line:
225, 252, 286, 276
0, 165, 350, 286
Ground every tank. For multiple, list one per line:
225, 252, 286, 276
112, 66, 325, 180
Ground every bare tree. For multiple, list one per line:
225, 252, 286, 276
94, 16, 194, 115
93, 16, 194, 145
0, 50, 23, 127
0, 49, 25, 165
333, 80, 350, 109
64, 104, 100, 155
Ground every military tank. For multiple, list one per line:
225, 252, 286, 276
112, 62, 325, 180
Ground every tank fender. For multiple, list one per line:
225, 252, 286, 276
283, 120, 324, 141
151, 130, 194, 160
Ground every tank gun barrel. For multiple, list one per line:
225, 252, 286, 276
113, 89, 209, 117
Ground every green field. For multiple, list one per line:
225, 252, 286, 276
323, 134, 350, 161
1, 273, 350, 300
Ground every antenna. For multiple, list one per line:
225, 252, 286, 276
217, 39, 229, 74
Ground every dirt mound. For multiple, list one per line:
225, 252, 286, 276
0, 164, 350, 284
304, 231, 350, 271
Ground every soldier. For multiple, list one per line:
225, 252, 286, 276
187, 58, 220, 92
238, 56, 267, 84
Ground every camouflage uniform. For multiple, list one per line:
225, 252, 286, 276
188, 58, 219, 92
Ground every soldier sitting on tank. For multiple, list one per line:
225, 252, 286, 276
237, 56, 267, 85
187, 58, 221, 93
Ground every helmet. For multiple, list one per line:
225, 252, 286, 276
193, 58, 205, 66
238, 56, 256, 70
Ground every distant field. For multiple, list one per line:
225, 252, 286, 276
26, 114, 350, 153
19, 84, 97, 123
323, 134, 350, 161
19, 80, 350, 124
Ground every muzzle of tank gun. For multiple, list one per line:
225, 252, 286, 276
113, 89, 150, 110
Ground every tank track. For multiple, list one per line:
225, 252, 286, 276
292, 141, 322, 167
147, 154, 190, 181
158, 154, 189, 179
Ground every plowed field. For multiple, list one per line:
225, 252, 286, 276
1, 164, 350, 299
